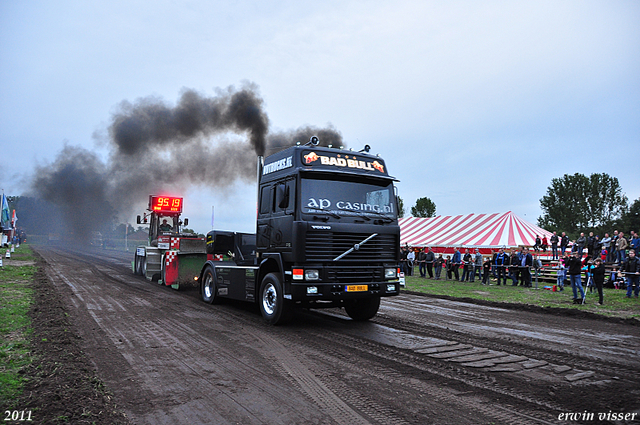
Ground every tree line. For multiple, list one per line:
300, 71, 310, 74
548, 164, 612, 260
396, 172, 638, 240
538, 172, 638, 239
397, 196, 436, 218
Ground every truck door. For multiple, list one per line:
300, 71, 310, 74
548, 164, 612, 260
257, 178, 295, 252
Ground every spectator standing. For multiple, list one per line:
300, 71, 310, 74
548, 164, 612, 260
550, 231, 559, 260
601, 245, 608, 261
451, 249, 461, 281
576, 233, 587, 256
482, 257, 492, 285
533, 254, 543, 286
600, 233, 612, 262
494, 249, 509, 285
434, 254, 444, 279
561, 232, 569, 256
400, 246, 408, 276
491, 250, 498, 279
616, 232, 628, 264
407, 248, 415, 277
611, 230, 620, 263
587, 232, 596, 256
461, 249, 472, 282
622, 249, 640, 298
425, 247, 435, 279
590, 258, 606, 305
556, 254, 567, 291
446, 255, 455, 280
520, 248, 533, 287
567, 251, 586, 304
471, 248, 482, 282
509, 249, 521, 286
630, 232, 640, 257
417, 248, 427, 278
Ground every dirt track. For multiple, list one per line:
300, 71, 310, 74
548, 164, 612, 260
31, 245, 640, 424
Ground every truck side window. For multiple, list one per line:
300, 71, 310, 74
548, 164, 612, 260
284, 179, 295, 211
276, 184, 288, 209
259, 185, 270, 215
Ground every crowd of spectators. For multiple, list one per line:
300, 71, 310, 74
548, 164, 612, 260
399, 228, 640, 305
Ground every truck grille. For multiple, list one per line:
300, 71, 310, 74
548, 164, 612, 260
325, 266, 383, 283
305, 231, 397, 262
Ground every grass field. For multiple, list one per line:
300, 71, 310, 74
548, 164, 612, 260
0, 244, 36, 405
403, 268, 640, 320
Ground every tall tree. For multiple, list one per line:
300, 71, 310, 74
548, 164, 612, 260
538, 173, 627, 236
411, 197, 436, 218
397, 196, 405, 218
620, 197, 640, 233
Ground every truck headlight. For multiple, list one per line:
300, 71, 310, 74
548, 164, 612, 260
307, 286, 318, 294
386, 284, 397, 292
305, 269, 319, 281
385, 268, 397, 279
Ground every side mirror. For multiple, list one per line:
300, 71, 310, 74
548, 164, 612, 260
136, 215, 141, 224
184, 218, 189, 226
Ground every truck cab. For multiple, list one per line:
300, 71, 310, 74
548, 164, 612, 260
257, 143, 400, 308
199, 139, 401, 324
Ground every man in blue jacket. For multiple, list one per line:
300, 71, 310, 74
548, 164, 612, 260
451, 248, 461, 281
494, 248, 509, 286
519, 248, 533, 287
568, 251, 586, 304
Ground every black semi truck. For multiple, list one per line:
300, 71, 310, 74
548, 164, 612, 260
200, 137, 401, 324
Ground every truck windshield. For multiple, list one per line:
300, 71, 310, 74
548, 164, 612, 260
301, 176, 396, 219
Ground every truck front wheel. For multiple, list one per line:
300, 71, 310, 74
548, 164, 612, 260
344, 297, 380, 321
259, 273, 291, 325
201, 265, 219, 304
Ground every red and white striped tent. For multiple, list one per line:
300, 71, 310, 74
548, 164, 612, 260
400, 211, 553, 253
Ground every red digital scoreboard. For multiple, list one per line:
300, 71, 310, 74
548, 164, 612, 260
150, 196, 183, 213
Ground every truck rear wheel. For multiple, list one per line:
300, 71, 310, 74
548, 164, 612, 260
344, 297, 380, 321
259, 273, 291, 325
201, 265, 219, 304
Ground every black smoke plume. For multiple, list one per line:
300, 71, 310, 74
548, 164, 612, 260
28, 83, 343, 242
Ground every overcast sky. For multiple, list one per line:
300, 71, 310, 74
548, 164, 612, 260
1, 0, 638, 234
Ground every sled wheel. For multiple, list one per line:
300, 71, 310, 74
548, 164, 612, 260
141, 257, 147, 278
259, 273, 291, 325
159, 254, 168, 285
344, 297, 380, 321
133, 254, 140, 275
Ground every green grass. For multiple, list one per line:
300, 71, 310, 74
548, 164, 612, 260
403, 269, 640, 320
0, 244, 36, 404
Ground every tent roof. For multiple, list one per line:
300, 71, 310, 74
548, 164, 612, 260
400, 211, 553, 248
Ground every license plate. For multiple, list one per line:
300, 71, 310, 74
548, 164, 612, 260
346, 285, 368, 292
